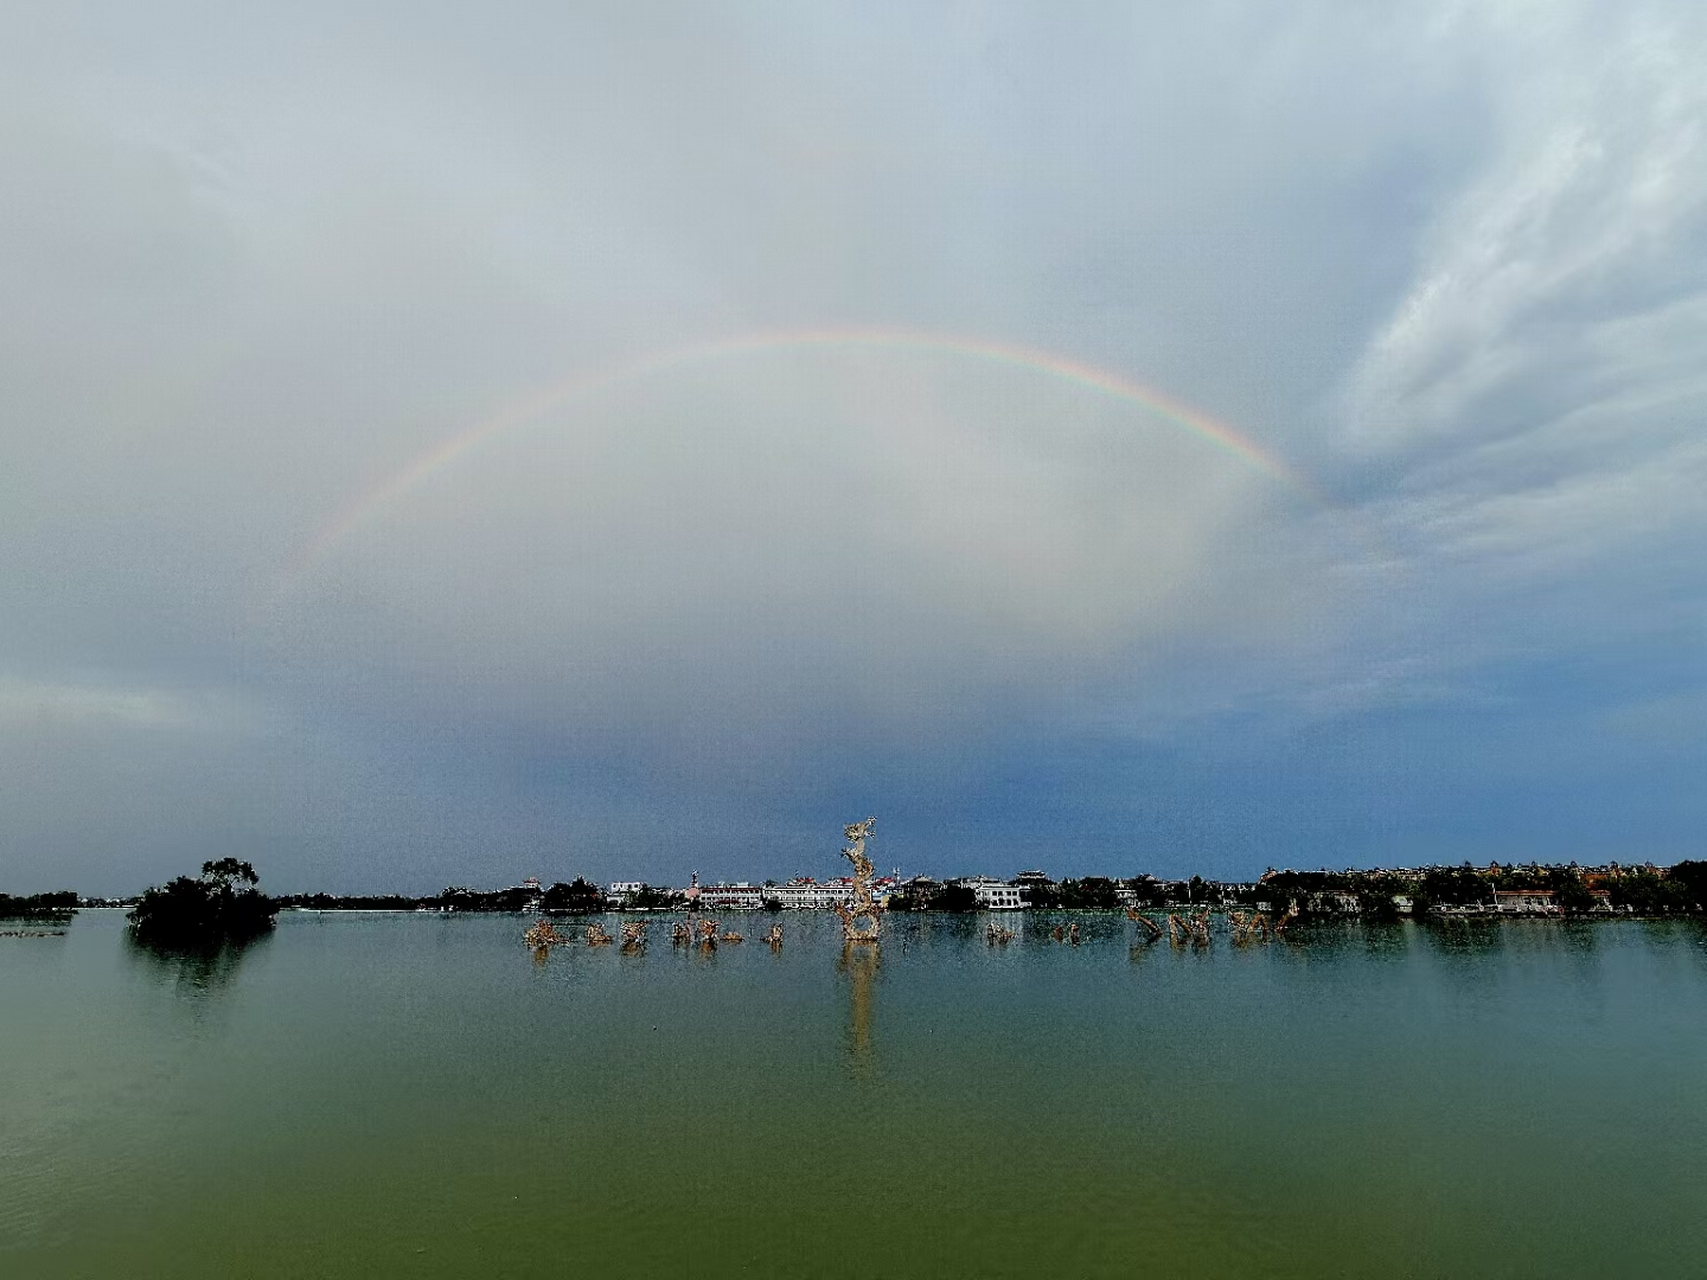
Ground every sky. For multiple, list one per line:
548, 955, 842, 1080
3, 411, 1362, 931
3, 1, 1704, 894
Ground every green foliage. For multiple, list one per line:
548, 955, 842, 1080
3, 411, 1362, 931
885, 880, 960, 911
1019, 881, 1062, 908
1668, 861, 1707, 909
440, 885, 542, 911
129, 862, 275, 943
1124, 877, 1171, 907
1607, 868, 1692, 914
1551, 877, 1597, 915
1056, 877, 1120, 910
930, 883, 979, 912
201, 858, 259, 891
0, 890, 78, 919
1414, 865, 1488, 912
1348, 872, 1406, 920
1254, 870, 1333, 913
541, 878, 608, 913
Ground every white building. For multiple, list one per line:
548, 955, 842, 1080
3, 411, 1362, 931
607, 881, 648, 907
767, 877, 855, 910
698, 882, 764, 910
959, 877, 1023, 910
1494, 889, 1558, 915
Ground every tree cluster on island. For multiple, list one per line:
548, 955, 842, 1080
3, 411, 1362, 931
128, 858, 277, 944
0, 890, 78, 920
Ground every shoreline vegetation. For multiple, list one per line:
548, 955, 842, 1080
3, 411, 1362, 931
0, 890, 78, 938
11, 861, 1706, 931
283, 859, 1707, 920
0, 890, 78, 918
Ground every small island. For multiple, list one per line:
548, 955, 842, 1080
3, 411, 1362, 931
128, 858, 278, 945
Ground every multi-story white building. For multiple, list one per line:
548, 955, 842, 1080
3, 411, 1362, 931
959, 876, 1024, 910
766, 877, 854, 910
697, 881, 764, 910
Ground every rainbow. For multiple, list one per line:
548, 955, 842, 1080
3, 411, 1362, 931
280, 327, 1320, 590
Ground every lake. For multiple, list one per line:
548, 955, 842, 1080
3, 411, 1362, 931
4, 909, 1706, 1277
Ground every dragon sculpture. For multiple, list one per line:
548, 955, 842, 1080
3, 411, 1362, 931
523, 919, 564, 952
1166, 910, 1212, 946
1126, 907, 1164, 944
833, 817, 883, 944
1229, 911, 1271, 944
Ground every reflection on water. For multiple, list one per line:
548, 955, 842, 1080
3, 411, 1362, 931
1418, 917, 1508, 958
836, 940, 880, 1078
11, 911, 1707, 1278
1638, 917, 1707, 969
124, 929, 269, 997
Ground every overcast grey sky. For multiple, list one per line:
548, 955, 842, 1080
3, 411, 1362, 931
4, 1, 1704, 894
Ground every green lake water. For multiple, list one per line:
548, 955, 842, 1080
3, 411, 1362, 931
4, 909, 1706, 1278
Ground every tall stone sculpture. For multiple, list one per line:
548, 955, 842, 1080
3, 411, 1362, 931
834, 817, 882, 944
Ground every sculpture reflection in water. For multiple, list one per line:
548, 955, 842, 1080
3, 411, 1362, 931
837, 940, 880, 1078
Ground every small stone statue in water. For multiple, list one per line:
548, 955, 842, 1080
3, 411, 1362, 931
523, 919, 564, 953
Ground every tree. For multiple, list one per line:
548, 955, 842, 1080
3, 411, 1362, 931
1354, 873, 1407, 921
0, 890, 78, 919
1552, 878, 1596, 915
1057, 877, 1120, 910
542, 878, 608, 913
201, 858, 259, 892
1608, 867, 1691, 914
129, 860, 276, 944
1125, 877, 1169, 908
1415, 865, 1487, 913
1669, 861, 1707, 911
929, 883, 979, 912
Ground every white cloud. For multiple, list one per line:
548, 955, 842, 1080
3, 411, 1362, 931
0, 677, 265, 734
1342, 2, 1707, 463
